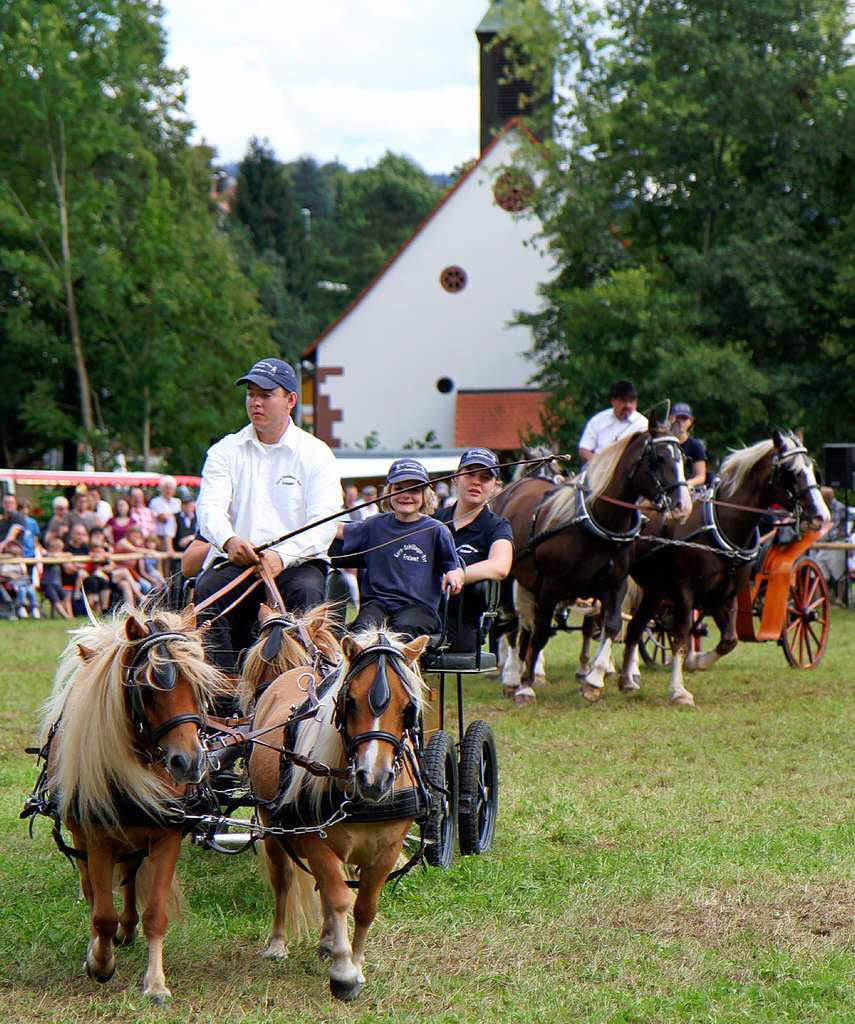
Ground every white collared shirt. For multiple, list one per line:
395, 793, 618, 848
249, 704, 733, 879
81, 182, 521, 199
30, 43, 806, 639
578, 408, 648, 455
197, 420, 342, 568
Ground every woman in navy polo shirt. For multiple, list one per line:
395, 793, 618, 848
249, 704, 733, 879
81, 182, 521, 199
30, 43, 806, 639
435, 448, 514, 650
335, 458, 464, 639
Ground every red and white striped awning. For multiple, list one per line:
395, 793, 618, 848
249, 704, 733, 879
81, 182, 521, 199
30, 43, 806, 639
0, 469, 202, 488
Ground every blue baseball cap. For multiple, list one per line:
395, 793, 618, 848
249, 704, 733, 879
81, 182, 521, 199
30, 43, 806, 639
458, 447, 500, 478
236, 358, 298, 393
671, 402, 693, 419
386, 459, 430, 485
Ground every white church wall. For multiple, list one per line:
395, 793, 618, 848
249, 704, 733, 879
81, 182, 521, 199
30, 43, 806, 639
313, 131, 554, 449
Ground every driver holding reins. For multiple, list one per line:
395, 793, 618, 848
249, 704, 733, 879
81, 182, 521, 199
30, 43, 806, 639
195, 358, 342, 672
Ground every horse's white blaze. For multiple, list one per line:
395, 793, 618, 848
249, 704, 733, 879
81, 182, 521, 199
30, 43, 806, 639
359, 721, 382, 780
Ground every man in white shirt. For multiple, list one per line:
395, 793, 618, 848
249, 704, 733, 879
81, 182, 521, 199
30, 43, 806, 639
149, 475, 181, 554
578, 379, 649, 462
195, 357, 342, 672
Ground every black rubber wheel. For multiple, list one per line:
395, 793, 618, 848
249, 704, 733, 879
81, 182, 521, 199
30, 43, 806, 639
422, 731, 458, 869
457, 720, 499, 856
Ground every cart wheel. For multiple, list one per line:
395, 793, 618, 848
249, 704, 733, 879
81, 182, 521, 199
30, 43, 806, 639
457, 721, 499, 856
779, 559, 830, 669
639, 616, 671, 666
422, 731, 458, 868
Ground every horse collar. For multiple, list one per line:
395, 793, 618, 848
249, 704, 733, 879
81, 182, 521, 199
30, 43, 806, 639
702, 486, 760, 562
575, 478, 642, 544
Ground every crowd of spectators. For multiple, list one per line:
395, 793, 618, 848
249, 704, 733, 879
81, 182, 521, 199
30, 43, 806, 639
0, 476, 197, 620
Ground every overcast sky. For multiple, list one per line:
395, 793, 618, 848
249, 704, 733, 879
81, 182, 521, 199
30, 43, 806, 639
161, 1, 492, 174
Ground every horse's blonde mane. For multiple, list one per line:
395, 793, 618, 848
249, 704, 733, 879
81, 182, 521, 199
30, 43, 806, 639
238, 604, 341, 712
281, 627, 427, 815
539, 432, 640, 532
719, 439, 776, 498
42, 605, 227, 827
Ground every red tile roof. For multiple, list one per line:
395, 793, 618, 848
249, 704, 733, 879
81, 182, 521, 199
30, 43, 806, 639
455, 389, 549, 450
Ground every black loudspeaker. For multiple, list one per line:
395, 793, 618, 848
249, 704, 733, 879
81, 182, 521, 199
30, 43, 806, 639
823, 443, 855, 489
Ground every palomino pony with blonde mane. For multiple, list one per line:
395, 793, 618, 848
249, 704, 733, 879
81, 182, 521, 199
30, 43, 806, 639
621, 430, 830, 705
492, 415, 691, 705
31, 604, 227, 1002
246, 625, 430, 1001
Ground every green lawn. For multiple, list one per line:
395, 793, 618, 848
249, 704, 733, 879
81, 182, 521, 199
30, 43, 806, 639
1, 611, 853, 1024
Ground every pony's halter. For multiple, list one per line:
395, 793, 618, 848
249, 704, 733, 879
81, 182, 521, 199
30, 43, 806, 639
124, 621, 204, 757
629, 434, 686, 511
334, 636, 418, 766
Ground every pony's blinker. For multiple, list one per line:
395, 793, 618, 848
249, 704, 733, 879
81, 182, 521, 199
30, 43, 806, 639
367, 656, 392, 717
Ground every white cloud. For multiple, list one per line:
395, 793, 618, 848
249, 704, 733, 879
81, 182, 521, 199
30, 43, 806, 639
161, 0, 488, 172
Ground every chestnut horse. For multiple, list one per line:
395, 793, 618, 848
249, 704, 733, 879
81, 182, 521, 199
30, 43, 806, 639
246, 627, 430, 1001
31, 605, 227, 1002
620, 430, 830, 705
492, 416, 691, 705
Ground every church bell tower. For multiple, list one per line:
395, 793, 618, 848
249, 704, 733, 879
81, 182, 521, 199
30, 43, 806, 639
476, 1, 551, 153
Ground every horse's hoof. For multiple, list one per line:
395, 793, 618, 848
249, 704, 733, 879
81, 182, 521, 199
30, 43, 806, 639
579, 683, 603, 703
513, 686, 536, 707
619, 677, 641, 693
330, 975, 362, 1001
85, 958, 115, 984
502, 683, 518, 699
670, 691, 695, 707
145, 988, 172, 1004
261, 941, 288, 959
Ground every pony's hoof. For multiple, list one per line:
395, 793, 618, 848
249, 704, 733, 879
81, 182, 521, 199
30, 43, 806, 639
145, 988, 172, 1004
85, 958, 115, 984
619, 676, 641, 693
261, 941, 288, 959
580, 683, 603, 703
670, 690, 695, 707
330, 975, 362, 1001
513, 686, 536, 707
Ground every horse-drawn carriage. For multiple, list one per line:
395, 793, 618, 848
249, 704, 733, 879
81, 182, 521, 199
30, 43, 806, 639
21, 563, 501, 1003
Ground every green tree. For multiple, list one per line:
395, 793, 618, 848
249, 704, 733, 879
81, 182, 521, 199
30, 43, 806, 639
503, 0, 855, 453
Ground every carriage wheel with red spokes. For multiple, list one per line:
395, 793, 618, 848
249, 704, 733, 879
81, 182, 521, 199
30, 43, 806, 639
779, 560, 830, 669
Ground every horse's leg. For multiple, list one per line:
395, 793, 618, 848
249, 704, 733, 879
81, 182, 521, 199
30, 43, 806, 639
533, 647, 547, 687
261, 835, 293, 959
576, 612, 596, 680
517, 592, 559, 706
350, 837, 404, 989
116, 863, 139, 946
510, 584, 538, 704
580, 584, 624, 701
498, 633, 521, 696
619, 591, 658, 694
140, 833, 182, 1003
79, 835, 118, 984
685, 599, 737, 672
305, 840, 359, 1001
667, 593, 695, 707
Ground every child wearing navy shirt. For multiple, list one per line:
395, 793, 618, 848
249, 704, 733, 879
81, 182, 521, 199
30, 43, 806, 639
335, 459, 463, 639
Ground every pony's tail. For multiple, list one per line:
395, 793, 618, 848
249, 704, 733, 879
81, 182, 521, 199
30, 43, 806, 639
130, 858, 183, 922
261, 839, 323, 938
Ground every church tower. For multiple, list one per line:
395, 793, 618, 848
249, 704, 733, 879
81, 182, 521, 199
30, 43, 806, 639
476, 1, 551, 153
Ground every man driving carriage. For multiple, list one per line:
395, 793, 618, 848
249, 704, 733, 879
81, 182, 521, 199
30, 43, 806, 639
194, 358, 342, 673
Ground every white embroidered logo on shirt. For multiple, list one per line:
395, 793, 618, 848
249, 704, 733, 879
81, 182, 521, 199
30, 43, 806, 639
394, 543, 427, 564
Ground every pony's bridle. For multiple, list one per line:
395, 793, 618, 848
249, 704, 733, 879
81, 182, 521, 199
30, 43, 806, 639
628, 434, 686, 512
124, 623, 204, 760
334, 637, 418, 773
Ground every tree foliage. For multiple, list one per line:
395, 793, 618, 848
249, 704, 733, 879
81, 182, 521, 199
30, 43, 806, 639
503, 0, 855, 456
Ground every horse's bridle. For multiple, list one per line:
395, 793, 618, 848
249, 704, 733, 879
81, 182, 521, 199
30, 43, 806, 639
124, 622, 205, 759
334, 637, 418, 770
628, 434, 687, 512
770, 442, 823, 510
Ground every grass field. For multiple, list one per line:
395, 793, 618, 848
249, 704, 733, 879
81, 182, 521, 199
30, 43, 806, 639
1, 611, 853, 1024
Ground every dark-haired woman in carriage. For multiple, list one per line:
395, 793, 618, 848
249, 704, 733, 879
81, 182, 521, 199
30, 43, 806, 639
434, 448, 514, 651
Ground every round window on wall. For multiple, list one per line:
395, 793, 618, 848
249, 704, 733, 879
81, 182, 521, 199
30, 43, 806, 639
493, 169, 535, 213
440, 265, 467, 293
436, 377, 454, 394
